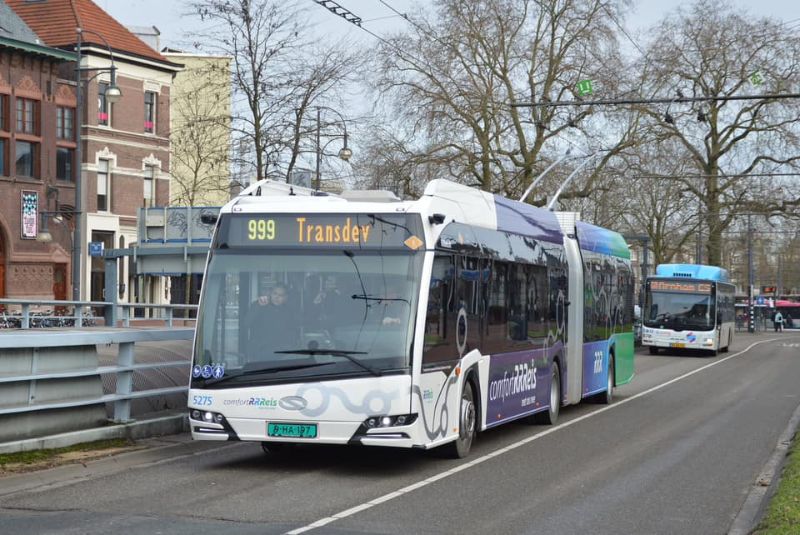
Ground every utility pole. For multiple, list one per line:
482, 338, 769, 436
73, 30, 83, 301
315, 107, 321, 191
747, 213, 755, 333
696, 202, 703, 264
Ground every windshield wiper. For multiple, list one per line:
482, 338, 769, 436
275, 349, 382, 377
200, 362, 335, 386
351, 294, 409, 304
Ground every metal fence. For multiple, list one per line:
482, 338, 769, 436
0, 328, 194, 426
0, 299, 197, 329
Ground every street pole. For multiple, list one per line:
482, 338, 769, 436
696, 203, 703, 264
747, 213, 755, 333
72, 29, 83, 301
315, 107, 321, 191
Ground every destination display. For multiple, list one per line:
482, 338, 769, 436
217, 213, 425, 250
649, 280, 712, 293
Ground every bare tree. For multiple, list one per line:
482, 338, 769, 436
170, 59, 231, 205
633, 0, 800, 265
187, 0, 363, 185
609, 139, 703, 264
371, 0, 637, 204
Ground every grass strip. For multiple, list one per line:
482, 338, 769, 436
755, 435, 800, 534
0, 438, 134, 471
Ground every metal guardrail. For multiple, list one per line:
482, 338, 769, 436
0, 328, 194, 422
117, 303, 198, 328
0, 299, 198, 329
0, 299, 106, 329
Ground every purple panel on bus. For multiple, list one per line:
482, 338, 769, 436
582, 340, 610, 397
485, 342, 563, 427
493, 195, 564, 245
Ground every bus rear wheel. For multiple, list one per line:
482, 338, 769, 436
591, 356, 614, 404
534, 362, 560, 425
442, 380, 476, 459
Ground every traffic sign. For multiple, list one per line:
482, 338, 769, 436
89, 241, 104, 257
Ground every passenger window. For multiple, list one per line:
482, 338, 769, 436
422, 255, 457, 365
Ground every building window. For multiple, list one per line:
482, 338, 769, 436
143, 164, 155, 207
0, 139, 6, 176
15, 141, 35, 177
97, 159, 110, 211
0, 94, 7, 131
144, 91, 156, 133
56, 107, 75, 139
57, 147, 74, 182
16, 98, 36, 134
98, 82, 110, 126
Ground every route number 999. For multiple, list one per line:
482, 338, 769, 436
248, 219, 275, 241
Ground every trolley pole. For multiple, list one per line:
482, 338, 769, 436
747, 213, 755, 333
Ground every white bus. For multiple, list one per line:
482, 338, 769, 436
642, 264, 736, 355
188, 180, 635, 458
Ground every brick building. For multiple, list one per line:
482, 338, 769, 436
6, 0, 181, 304
0, 1, 77, 300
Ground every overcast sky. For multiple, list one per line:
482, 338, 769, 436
102, 0, 800, 53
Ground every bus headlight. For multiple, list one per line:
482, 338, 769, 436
703, 338, 714, 346
190, 409, 226, 425
363, 414, 418, 429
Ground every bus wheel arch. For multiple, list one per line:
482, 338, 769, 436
441, 369, 478, 459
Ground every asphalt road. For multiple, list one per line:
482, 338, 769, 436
2, 333, 799, 535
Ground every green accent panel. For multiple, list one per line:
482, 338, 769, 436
612, 332, 635, 386
0, 37, 75, 61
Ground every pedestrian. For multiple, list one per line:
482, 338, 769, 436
773, 310, 784, 332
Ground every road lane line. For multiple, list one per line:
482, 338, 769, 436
286, 337, 795, 535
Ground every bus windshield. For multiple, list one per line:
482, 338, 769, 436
644, 289, 716, 330
193, 249, 424, 386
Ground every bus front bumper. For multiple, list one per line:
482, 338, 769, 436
190, 415, 419, 448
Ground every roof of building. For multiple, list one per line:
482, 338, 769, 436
0, 0, 75, 60
5, 0, 175, 66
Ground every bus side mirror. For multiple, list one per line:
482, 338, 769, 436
201, 213, 218, 225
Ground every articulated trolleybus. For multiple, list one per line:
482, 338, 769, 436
642, 264, 735, 355
189, 180, 635, 458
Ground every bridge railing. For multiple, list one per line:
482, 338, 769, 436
0, 299, 198, 329
0, 328, 194, 439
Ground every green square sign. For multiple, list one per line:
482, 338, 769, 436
577, 79, 594, 96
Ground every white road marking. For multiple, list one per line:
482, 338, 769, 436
286, 337, 794, 535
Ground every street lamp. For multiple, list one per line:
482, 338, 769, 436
314, 106, 352, 190
36, 187, 75, 248
72, 28, 122, 301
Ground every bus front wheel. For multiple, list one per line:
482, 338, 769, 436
443, 380, 476, 459
648, 346, 659, 355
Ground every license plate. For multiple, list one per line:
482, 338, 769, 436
670, 342, 686, 348
267, 422, 317, 438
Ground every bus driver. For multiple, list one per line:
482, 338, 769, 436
247, 283, 299, 355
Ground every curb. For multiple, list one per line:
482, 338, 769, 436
0, 413, 189, 455
728, 399, 800, 534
